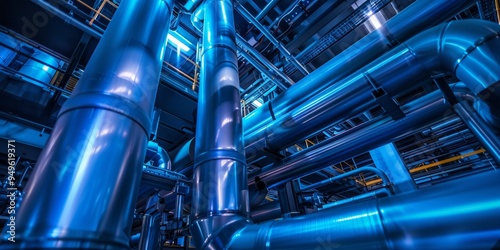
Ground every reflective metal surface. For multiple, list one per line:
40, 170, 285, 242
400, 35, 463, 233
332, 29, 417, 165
369, 143, 416, 194
230, 170, 500, 249
5, 0, 173, 248
190, 0, 250, 248
249, 91, 452, 188
18, 50, 59, 87
242, 0, 477, 148
245, 19, 500, 156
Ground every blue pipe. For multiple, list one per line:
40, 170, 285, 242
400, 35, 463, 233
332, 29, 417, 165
189, 0, 250, 248
6, 0, 174, 248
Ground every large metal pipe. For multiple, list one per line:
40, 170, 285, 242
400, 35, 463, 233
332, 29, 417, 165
146, 141, 172, 170
174, 0, 479, 166
7, 0, 173, 248
250, 201, 282, 223
234, 1, 310, 75
249, 91, 452, 188
245, 19, 500, 156
190, 4, 292, 89
230, 169, 500, 249
242, 0, 476, 138
189, 0, 250, 249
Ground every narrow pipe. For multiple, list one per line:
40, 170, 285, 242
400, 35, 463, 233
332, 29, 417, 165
249, 91, 452, 188
31, 0, 103, 39
7, 0, 173, 248
230, 170, 500, 249
238, 47, 288, 90
236, 33, 295, 87
234, 1, 310, 75
454, 101, 500, 166
245, 19, 500, 155
300, 167, 391, 192
190, 0, 250, 249
322, 188, 391, 209
256, 0, 280, 21
242, 0, 476, 138
190, 4, 291, 89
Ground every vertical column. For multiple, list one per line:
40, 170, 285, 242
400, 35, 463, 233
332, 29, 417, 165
8, 0, 174, 248
190, 0, 249, 248
369, 143, 417, 194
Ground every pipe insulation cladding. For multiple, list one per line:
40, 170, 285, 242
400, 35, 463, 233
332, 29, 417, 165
173, 0, 483, 170
3, 0, 174, 248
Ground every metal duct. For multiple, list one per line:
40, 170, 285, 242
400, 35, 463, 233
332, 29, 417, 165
146, 141, 172, 169
249, 91, 452, 188
175, 0, 478, 165
190, 0, 250, 249
230, 170, 500, 249
7, 0, 174, 248
242, 0, 477, 137
245, 19, 500, 156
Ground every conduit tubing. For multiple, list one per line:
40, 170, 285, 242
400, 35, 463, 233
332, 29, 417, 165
249, 91, 452, 188
234, 1, 309, 75
242, 0, 476, 137
230, 170, 500, 249
190, 0, 250, 249
8, 0, 173, 248
245, 19, 500, 156
300, 167, 391, 192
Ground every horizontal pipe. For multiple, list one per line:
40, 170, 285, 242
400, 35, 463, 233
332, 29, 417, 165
300, 166, 391, 192
229, 169, 500, 249
322, 188, 391, 209
245, 19, 500, 156
238, 47, 289, 90
236, 32, 295, 87
249, 91, 452, 188
242, 0, 476, 140
234, 1, 309, 75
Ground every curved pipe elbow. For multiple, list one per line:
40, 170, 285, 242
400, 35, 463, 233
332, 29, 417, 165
191, 3, 204, 33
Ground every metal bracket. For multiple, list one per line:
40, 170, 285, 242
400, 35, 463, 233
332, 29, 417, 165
371, 87, 405, 120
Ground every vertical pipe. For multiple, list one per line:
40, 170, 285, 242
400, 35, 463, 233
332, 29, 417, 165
9, 0, 173, 248
454, 101, 500, 166
190, 0, 250, 249
138, 213, 162, 250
